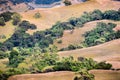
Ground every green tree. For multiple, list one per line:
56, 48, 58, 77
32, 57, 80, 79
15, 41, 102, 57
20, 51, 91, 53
12, 13, 21, 25
34, 12, 41, 19
9, 50, 25, 67
74, 70, 95, 80
63, 0, 72, 6
0, 17, 5, 26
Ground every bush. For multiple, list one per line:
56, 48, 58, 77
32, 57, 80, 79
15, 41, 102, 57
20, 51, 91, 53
84, 22, 117, 47
95, 61, 112, 69
57, 40, 62, 44
0, 17, 5, 26
12, 13, 21, 25
34, 12, 41, 19
63, 0, 72, 6
0, 51, 8, 59
0, 11, 13, 22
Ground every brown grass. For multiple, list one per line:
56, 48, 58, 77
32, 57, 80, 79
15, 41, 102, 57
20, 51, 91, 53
0, 21, 16, 42
8, 71, 75, 80
58, 39, 120, 61
90, 70, 120, 80
8, 70, 120, 80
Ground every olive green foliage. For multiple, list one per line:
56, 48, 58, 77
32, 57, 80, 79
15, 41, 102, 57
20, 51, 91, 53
63, 0, 72, 6
34, 12, 41, 19
0, 11, 13, 22
74, 70, 95, 80
53, 57, 97, 71
9, 50, 25, 67
103, 10, 120, 20
0, 68, 27, 80
34, 53, 59, 72
12, 13, 21, 25
0, 51, 8, 59
84, 22, 118, 47
57, 39, 62, 44
0, 17, 5, 26
95, 61, 112, 69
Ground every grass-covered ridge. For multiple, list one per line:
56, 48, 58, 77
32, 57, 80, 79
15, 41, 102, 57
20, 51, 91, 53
1, 9, 120, 52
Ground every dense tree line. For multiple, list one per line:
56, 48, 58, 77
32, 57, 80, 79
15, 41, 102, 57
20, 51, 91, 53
84, 22, 120, 47
0, 52, 112, 80
0, 11, 13, 26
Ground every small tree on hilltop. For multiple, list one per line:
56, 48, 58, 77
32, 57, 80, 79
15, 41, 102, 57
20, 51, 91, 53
34, 12, 41, 19
0, 17, 5, 26
63, 0, 72, 6
12, 13, 21, 25
74, 70, 95, 80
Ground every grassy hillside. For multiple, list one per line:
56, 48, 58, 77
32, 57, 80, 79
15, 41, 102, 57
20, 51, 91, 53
54, 20, 120, 49
58, 39, 120, 61
8, 71, 75, 80
8, 70, 120, 80
90, 70, 120, 80
20, 0, 120, 34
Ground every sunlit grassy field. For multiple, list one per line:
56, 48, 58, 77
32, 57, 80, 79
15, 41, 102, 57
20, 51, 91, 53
0, 21, 16, 42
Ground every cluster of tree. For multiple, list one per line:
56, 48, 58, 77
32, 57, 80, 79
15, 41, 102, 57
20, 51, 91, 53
0, 11, 13, 26
12, 13, 21, 25
74, 70, 95, 80
84, 22, 120, 47
53, 57, 112, 71
0, 20, 37, 51
63, 0, 72, 6
0, 52, 112, 80
0, 51, 8, 59
60, 44, 83, 51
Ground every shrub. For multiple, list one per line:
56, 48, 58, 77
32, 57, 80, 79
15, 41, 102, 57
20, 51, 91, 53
0, 17, 5, 26
95, 61, 112, 69
34, 12, 41, 19
57, 40, 62, 44
63, 0, 72, 6
12, 13, 21, 25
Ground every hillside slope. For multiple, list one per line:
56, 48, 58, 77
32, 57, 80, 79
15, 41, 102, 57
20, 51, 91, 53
54, 20, 120, 49
58, 39, 120, 61
20, 0, 120, 34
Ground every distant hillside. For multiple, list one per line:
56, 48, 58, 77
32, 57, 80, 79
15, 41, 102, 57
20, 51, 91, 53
4, 0, 61, 4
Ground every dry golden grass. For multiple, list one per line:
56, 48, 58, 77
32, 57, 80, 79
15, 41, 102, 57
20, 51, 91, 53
8, 71, 75, 80
0, 58, 8, 71
58, 38, 120, 61
0, 21, 16, 42
8, 70, 120, 80
90, 70, 120, 80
